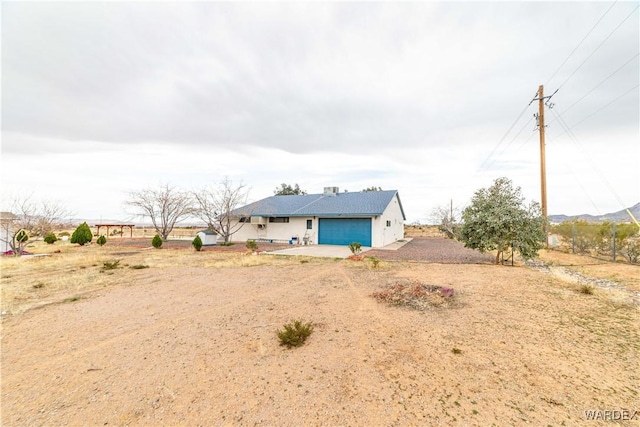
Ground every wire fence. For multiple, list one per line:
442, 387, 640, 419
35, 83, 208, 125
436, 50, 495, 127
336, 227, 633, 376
549, 222, 640, 264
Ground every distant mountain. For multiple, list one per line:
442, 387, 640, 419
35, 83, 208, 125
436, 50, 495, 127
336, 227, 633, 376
548, 202, 640, 223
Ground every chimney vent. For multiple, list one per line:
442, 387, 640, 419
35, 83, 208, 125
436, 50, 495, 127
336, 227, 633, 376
323, 187, 339, 196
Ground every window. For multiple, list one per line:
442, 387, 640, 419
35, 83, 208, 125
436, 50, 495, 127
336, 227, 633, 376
306, 219, 312, 230
268, 217, 289, 223
239, 217, 250, 223
386, 220, 391, 227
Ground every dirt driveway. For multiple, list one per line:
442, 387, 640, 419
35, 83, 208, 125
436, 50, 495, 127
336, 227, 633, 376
2, 245, 638, 426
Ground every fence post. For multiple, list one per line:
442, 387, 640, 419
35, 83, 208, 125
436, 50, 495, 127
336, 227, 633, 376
612, 223, 616, 262
572, 222, 576, 254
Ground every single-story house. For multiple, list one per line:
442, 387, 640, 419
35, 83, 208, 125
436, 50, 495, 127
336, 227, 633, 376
229, 187, 405, 248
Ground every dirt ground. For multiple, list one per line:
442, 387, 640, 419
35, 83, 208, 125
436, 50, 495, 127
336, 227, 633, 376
1, 237, 639, 426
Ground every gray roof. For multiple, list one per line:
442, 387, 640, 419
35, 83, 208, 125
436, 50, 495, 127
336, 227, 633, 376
232, 190, 406, 219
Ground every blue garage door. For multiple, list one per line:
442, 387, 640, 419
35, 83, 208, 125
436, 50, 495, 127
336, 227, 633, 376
318, 218, 372, 246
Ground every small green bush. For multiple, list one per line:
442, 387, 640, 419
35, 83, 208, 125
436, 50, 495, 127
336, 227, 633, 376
277, 319, 314, 349
369, 256, 380, 268
15, 230, 28, 243
192, 235, 203, 251
246, 240, 258, 251
58, 231, 71, 237
96, 235, 107, 246
44, 232, 58, 244
348, 242, 362, 255
152, 234, 163, 249
71, 222, 93, 246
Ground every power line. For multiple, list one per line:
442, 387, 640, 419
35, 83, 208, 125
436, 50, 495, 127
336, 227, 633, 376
563, 52, 639, 114
563, 83, 639, 132
475, 100, 534, 175
483, 115, 535, 172
545, 134, 602, 215
551, 107, 630, 210
545, 0, 618, 86
557, 3, 639, 90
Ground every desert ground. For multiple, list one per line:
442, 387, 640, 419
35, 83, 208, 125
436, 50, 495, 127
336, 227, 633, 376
1, 230, 638, 426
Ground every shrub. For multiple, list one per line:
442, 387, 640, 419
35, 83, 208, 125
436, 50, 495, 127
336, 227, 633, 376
246, 240, 258, 251
277, 319, 314, 349
348, 242, 362, 255
96, 235, 107, 246
151, 234, 163, 249
102, 259, 121, 271
58, 231, 71, 237
621, 239, 640, 264
369, 256, 380, 268
70, 222, 93, 246
579, 284, 595, 295
192, 235, 203, 251
44, 232, 58, 244
15, 229, 28, 244
130, 264, 149, 270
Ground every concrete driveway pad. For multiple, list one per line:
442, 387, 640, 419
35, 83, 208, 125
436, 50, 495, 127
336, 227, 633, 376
265, 245, 366, 258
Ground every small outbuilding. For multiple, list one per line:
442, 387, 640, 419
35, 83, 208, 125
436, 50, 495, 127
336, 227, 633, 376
196, 229, 218, 246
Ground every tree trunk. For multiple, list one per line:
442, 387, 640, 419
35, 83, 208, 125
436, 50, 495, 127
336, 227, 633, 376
495, 251, 502, 265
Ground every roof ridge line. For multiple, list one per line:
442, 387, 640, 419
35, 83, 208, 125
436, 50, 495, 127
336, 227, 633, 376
291, 194, 325, 215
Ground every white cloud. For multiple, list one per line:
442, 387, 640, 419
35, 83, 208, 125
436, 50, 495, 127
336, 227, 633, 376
2, 2, 638, 223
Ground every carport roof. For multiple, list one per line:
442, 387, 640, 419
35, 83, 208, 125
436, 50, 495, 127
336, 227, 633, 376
232, 190, 406, 219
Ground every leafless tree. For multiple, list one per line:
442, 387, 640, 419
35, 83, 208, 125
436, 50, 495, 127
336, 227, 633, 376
1, 195, 71, 255
430, 202, 462, 239
124, 184, 193, 240
192, 178, 249, 243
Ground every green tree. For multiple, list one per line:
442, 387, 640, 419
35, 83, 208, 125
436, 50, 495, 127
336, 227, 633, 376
274, 183, 307, 195
96, 235, 107, 246
70, 222, 93, 246
152, 234, 163, 249
192, 235, 203, 251
459, 177, 546, 264
44, 232, 58, 244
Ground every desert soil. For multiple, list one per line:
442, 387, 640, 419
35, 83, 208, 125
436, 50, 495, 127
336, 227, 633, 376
1, 237, 639, 426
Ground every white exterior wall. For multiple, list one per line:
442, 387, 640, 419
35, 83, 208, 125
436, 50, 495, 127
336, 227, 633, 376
1, 222, 14, 253
230, 217, 316, 244
371, 194, 405, 247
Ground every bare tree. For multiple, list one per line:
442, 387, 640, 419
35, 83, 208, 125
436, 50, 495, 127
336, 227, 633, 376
125, 184, 193, 240
192, 178, 249, 243
1, 195, 71, 255
430, 202, 462, 239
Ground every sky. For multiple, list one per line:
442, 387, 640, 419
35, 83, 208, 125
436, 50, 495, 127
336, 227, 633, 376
1, 1, 638, 224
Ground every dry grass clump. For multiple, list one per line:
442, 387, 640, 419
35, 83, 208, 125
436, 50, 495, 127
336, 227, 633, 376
371, 281, 457, 310
578, 283, 595, 295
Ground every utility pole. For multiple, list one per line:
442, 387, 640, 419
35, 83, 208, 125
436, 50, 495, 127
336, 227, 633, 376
537, 85, 548, 224
531, 85, 557, 245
